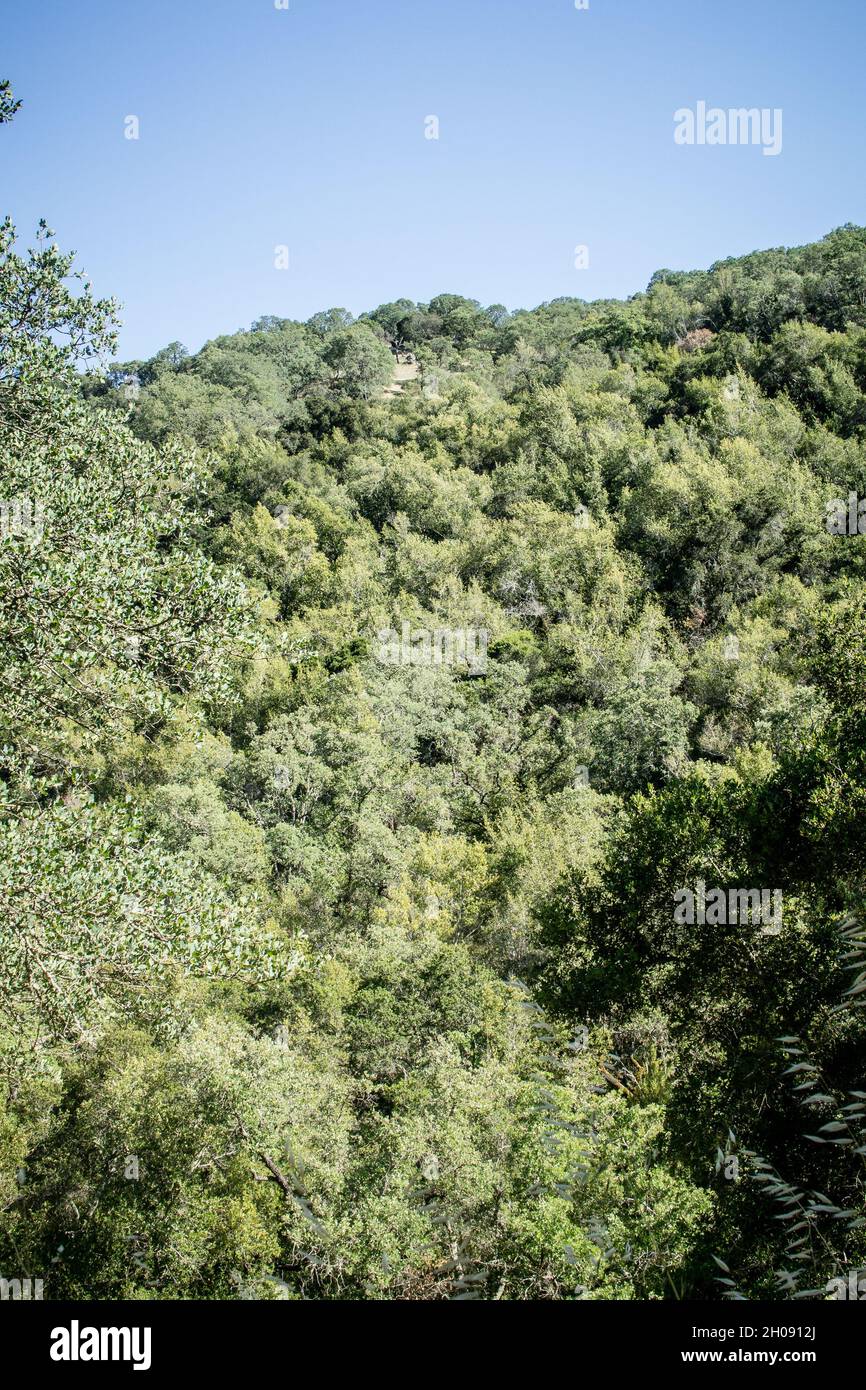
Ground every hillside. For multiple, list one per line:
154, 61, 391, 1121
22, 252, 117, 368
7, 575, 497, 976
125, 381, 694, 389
2, 210, 866, 1300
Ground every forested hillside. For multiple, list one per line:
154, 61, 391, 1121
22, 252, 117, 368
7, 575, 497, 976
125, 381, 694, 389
2, 83, 865, 1298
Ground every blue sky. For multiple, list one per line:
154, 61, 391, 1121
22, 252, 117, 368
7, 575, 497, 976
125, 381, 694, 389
2, 0, 864, 360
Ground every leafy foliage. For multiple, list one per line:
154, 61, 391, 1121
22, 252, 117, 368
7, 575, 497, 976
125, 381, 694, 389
2, 87, 864, 1297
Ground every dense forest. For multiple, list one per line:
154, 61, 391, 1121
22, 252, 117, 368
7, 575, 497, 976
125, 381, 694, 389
1, 79, 865, 1301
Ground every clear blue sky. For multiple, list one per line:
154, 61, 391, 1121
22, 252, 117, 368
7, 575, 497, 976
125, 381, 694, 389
3, 0, 864, 360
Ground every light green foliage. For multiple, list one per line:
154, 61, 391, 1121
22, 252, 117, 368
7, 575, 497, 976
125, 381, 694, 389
0, 220, 252, 790
1, 109, 864, 1298
3, 941, 710, 1300
0, 803, 292, 1045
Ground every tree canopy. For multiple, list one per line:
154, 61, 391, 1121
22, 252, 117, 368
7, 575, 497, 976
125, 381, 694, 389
2, 81, 865, 1301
